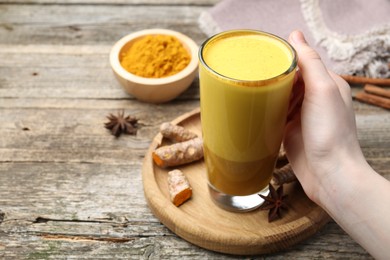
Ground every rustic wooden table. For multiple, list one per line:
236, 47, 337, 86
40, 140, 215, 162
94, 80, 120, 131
1, 1, 389, 259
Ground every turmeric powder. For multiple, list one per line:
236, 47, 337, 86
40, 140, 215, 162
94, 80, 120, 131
120, 34, 191, 78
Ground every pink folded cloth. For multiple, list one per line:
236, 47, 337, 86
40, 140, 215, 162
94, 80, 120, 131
198, 0, 390, 78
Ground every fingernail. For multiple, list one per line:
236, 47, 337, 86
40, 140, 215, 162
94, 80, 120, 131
291, 31, 307, 44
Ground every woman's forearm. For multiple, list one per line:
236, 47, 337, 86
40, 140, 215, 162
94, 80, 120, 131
318, 159, 390, 259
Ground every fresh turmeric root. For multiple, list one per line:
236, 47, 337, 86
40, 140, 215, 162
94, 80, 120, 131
160, 122, 198, 142
168, 169, 192, 206
153, 137, 204, 167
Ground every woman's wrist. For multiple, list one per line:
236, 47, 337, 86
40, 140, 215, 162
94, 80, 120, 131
315, 150, 371, 215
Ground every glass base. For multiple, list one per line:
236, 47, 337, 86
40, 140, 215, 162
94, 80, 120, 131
208, 184, 270, 212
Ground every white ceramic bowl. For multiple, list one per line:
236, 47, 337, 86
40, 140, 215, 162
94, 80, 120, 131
110, 29, 199, 103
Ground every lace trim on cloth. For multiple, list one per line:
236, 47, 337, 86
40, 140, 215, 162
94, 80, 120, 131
300, 0, 390, 78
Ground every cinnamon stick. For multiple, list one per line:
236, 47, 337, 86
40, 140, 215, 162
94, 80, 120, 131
354, 91, 390, 110
341, 75, 390, 86
364, 84, 390, 99
271, 164, 297, 186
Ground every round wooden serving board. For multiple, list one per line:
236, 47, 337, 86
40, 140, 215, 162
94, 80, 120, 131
142, 108, 331, 255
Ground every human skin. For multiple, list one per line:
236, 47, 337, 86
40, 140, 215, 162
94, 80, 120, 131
284, 30, 390, 259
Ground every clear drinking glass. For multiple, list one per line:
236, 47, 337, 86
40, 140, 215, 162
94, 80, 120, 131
198, 30, 297, 212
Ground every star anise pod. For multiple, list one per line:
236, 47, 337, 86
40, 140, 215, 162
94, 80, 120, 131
104, 110, 138, 137
259, 184, 288, 222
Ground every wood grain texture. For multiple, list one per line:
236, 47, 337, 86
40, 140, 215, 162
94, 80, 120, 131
0, 0, 387, 258
0, 4, 208, 45
0, 0, 221, 4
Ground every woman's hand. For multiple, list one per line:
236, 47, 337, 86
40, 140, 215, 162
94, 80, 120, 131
285, 31, 365, 205
284, 31, 390, 259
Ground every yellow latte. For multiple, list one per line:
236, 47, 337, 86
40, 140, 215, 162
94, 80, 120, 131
199, 30, 296, 196
203, 33, 293, 81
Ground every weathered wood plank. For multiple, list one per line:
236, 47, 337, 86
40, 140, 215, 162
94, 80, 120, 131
0, 0, 220, 4
0, 48, 378, 102
0, 46, 201, 100
0, 163, 144, 217
0, 225, 372, 259
0, 162, 371, 259
0, 100, 388, 163
0, 100, 200, 163
0, 4, 209, 45
0, 49, 380, 103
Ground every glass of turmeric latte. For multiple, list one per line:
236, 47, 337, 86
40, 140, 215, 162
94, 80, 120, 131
199, 30, 297, 212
